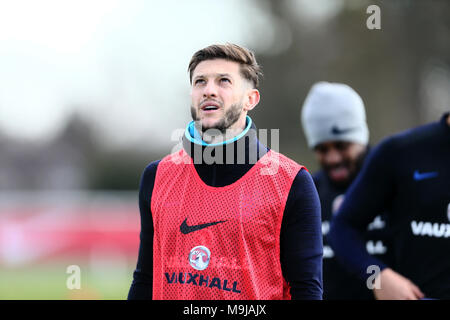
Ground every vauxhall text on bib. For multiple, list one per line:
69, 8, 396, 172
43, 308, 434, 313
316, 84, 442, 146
151, 149, 304, 300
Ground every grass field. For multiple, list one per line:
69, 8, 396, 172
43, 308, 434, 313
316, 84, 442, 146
0, 260, 135, 300
0, 192, 142, 300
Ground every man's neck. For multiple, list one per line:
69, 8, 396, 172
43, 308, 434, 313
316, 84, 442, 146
202, 126, 246, 145
183, 116, 268, 166
447, 113, 450, 127
199, 116, 248, 145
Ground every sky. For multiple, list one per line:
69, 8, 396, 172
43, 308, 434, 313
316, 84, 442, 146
0, 0, 285, 149
0, 0, 345, 150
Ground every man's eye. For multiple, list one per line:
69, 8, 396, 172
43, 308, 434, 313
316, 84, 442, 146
335, 142, 350, 151
194, 79, 205, 85
220, 78, 231, 83
315, 146, 327, 154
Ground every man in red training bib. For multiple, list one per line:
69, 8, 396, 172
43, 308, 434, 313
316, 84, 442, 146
128, 43, 323, 300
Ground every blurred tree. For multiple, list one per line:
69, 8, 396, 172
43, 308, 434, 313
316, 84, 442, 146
87, 150, 150, 191
250, 0, 450, 171
1, 0, 448, 190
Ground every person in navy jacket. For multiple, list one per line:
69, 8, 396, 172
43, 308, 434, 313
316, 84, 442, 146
329, 112, 450, 299
301, 82, 392, 299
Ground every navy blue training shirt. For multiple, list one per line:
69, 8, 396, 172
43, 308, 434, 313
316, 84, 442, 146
128, 119, 323, 300
314, 168, 392, 300
329, 113, 450, 299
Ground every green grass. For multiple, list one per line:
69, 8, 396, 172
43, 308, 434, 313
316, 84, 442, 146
0, 261, 135, 300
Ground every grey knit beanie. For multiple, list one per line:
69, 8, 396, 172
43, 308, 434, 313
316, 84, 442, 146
301, 81, 369, 149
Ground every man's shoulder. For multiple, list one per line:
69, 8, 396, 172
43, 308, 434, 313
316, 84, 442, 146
142, 148, 191, 177
139, 149, 191, 192
154, 148, 192, 167
142, 149, 195, 184
377, 120, 442, 153
266, 149, 308, 171
143, 159, 162, 175
139, 159, 162, 194
310, 170, 334, 196
256, 150, 311, 187
311, 169, 326, 184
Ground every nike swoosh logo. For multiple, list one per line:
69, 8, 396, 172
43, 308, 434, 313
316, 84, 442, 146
413, 170, 438, 181
330, 125, 357, 135
180, 218, 227, 234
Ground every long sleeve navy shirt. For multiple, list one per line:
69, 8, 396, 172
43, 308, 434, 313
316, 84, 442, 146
328, 113, 450, 299
313, 168, 392, 300
128, 121, 323, 300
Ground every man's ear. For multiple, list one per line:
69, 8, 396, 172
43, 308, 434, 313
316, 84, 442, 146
244, 88, 260, 111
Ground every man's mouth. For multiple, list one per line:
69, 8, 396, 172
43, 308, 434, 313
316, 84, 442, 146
328, 166, 349, 182
200, 101, 221, 112
202, 105, 219, 112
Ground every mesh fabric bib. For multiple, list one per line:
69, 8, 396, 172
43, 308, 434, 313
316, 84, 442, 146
152, 149, 303, 300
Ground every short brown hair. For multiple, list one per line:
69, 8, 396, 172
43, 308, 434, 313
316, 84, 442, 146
188, 43, 263, 88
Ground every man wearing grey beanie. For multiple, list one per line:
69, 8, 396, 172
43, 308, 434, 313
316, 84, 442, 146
301, 81, 391, 300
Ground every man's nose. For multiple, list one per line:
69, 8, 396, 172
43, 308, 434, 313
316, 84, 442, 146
324, 149, 343, 166
203, 81, 218, 97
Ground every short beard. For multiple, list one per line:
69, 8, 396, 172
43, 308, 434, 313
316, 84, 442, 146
325, 146, 369, 189
190, 102, 243, 134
